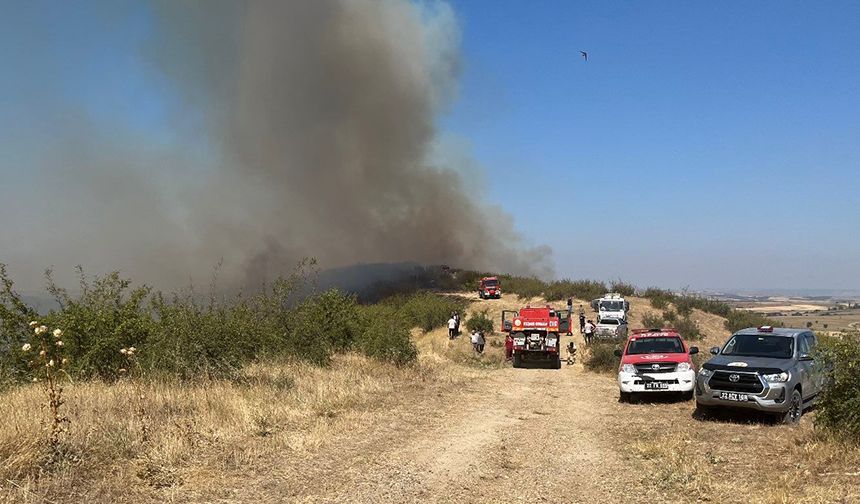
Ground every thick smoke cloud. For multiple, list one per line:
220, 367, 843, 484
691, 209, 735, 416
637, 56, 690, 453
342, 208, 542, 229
1, 0, 552, 291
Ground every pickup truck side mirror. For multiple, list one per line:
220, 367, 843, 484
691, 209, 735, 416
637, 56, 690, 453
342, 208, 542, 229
799, 353, 814, 361
613, 349, 622, 357
709, 346, 720, 355
689, 346, 699, 355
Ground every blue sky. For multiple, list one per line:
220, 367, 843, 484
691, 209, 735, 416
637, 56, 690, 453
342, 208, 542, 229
443, 0, 860, 289
1, 1, 858, 291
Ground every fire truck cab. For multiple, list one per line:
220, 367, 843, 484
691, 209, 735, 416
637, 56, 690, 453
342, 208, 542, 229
478, 276, 502, 299
502, 306, 570, 369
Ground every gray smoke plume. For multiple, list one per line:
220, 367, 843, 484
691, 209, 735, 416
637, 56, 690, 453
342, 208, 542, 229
0, 0, 552, 292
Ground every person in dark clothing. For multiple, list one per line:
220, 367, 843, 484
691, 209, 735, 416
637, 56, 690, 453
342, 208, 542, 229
578, 305, 586, 334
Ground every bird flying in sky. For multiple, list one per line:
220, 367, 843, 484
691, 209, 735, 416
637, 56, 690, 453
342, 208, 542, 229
580, 51, 588, 61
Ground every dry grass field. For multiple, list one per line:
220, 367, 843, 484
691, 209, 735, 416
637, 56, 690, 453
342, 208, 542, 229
1, 294, 858, 503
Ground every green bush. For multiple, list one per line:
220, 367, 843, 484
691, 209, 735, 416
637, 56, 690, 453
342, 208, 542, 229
465, 309, 494, 334
389, 292, 466, 333
814, 335, 860, 442
724, 310, 781, 333
583, 342, 621, 373
662, 309, 678, 323
609, 280, 636, 297
641, 313, 665, 329
498, 275, 546, 299
674, 316, 702, 341
354, 307, 417, 366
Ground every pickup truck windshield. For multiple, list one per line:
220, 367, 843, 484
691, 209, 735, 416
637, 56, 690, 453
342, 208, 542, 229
600, 301, 624, 311
721, 335, 793, 359
482, 280, 499, 287
627, 337, 684, 355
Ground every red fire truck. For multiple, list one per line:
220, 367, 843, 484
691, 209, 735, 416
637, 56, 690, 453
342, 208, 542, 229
477, 276, 502, 299
502, 305, 570, 369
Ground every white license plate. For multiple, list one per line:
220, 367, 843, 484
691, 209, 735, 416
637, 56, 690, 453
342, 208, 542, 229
645, 382, 669, 390
514, 338, 525, 345
719, 392, 749, 402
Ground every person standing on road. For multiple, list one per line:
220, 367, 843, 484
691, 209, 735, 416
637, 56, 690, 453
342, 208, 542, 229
566, 297, 574, 336
584, 319, 596, 345
453, 312, 461, 336
448, 316, 457, 339
578, 305, 586, 334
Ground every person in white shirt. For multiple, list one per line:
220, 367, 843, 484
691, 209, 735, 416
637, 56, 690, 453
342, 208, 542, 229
448, 317, 457, 339
471, 330, 485, 353
583, 320, 596, 345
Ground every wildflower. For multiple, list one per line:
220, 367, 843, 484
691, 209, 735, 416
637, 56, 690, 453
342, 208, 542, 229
39, 350, 46, 357
53, 329, 63, 338
35, 325, 48, 335
62, 358, 68, 365
32, 377, 38, 383
128, 346, 136, 353
48, 359, 55, 367
120, 348, 128, 355
22, 343, 32, 352
29, 321, 39, 328
55, 340, 64, 347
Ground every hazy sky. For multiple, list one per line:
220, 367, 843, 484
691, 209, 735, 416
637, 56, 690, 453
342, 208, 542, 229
1, 1, 858, 292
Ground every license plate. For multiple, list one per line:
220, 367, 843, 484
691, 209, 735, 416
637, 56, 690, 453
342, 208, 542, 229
719, 392, 749, 402
644, 382, 669, 390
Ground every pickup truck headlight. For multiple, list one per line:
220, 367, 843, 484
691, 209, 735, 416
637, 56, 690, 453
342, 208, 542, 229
763, 372, 790, 383
698, 368, 713, 377
676, 362, 692, 372
621, 364, 636, 374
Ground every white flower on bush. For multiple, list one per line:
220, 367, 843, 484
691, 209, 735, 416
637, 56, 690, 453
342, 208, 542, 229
120, 348, 128, 355
35, 325, 48, 335
55, 340, 64, 347
21, 343, 32, 352
48, 359, 55, 367
62, 358, 68, 365
53, 329, 63, 338
29, 321, 39, 328
39, 350, 46, 357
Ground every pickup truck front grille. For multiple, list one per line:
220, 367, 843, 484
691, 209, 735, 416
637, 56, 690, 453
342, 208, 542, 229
709, 371, 764, 393
634, 362, 677, 374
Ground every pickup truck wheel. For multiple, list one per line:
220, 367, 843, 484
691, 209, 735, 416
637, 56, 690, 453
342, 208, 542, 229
553, 355, 562, 370
619, 391, 631, 403
513, 353, 522, 368
681, 390, 694, 401
780, 389, 803, 425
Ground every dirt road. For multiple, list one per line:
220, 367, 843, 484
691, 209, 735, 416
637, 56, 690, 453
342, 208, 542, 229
286, 356, 633, 504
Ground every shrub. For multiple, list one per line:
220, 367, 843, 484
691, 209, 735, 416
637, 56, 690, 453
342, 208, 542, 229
465, 309, 494, 334
354, 308, 417, 366
814, 335, 860, 442
662, 309, 678, 323
498, 275, 546, 299
391, 292, 466, 333
609, 280, 635, 297
641, 313, 665, 329
724, 310, 781, 333
674, 316, 702, 341
583, 342, 621, 373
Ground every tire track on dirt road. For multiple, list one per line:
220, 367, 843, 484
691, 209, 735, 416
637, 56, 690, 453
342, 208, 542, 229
310, 355, 634, 503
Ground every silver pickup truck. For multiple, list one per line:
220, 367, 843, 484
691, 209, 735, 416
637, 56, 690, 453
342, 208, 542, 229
695, 326, 823, 424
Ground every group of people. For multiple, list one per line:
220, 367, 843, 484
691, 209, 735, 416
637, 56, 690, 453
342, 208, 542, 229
448, 312, 487, 354
447, 312, 461, 339
566, 297, 597, 345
